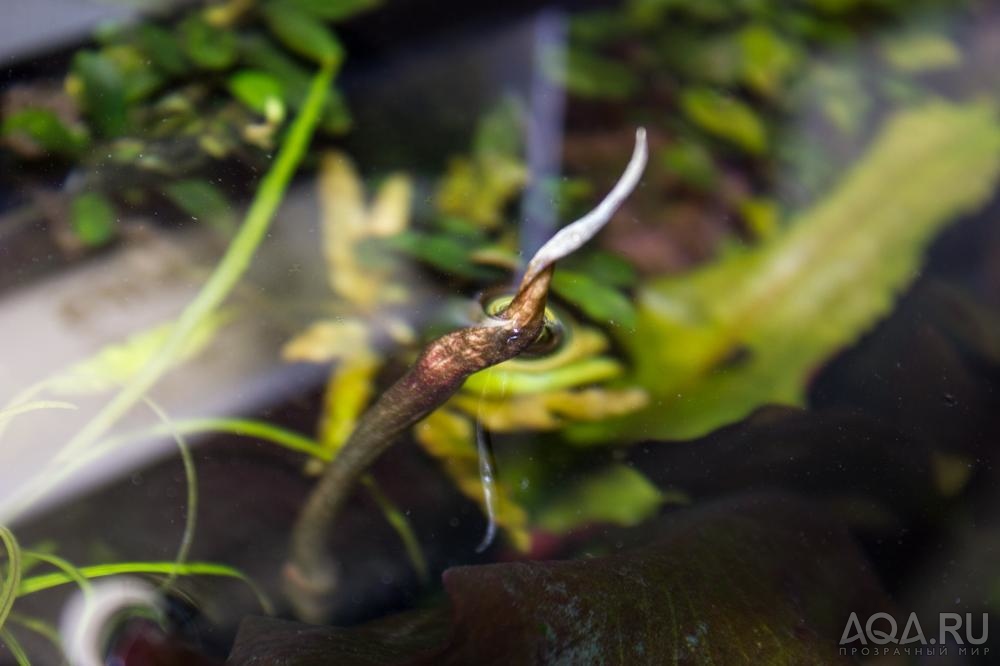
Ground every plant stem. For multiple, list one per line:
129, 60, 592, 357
284, 129, 647, 622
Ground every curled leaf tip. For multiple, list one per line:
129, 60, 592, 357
522, 127, 647, 286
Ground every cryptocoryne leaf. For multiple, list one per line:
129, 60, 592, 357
570, 102, 1000, 444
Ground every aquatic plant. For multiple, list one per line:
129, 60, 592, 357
283, 129, 649, 621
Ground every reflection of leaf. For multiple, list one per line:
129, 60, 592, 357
164, 180, 236, 232
681, 87, 767, 154
70, 192, 116, 247
571, 102, 1000, 443
535, 464, 663, 532
317, 152, 412, 308
413, 410, 530, 551
1, 109, 88, 157
283, 319, 382, 456
48, 314, 227, 395
230, 495, 889, 665
882, 31, 961, 73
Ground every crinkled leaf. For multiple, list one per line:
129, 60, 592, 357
551, 270, 637, 330
570, 102, 1000, 444
70, 192, 116, 247
262, 3, 345, 66
1, 108, 88, 157
413, 410, 530, 551
681, 87, 767, 154
535, 464, 663, 533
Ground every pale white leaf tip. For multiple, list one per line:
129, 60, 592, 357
522, 127, 648, 285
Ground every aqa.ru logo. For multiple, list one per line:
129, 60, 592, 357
839, 612, 989, 658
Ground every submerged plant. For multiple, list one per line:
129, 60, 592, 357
284, 128, 649, 621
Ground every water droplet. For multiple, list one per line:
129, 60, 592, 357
943, 393, 958, 407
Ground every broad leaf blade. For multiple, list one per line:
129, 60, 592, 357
572, 102, 1000, 443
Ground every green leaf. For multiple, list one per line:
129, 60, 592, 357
47, 314, 227, 395
286, 0, 381, 20
535, 464, 664, 532
545, 46, 639, 100
660, 139, 719, 189
681, 87, 767, 154
262, 3, 345, 66
71, 51, 127, 137
386, 232, 501, 281
570, 102, 1000, 444
134, 24, 188, 76
227, 69, 285, 115
561, 250, 638, 289
70, 192, 116, 246
738, 23, 801, 97
179, 14, 238, 70
552, 270, 637, 330
882, 31, 961, 73
1, 108, 88, 156
164, 179, 236, 232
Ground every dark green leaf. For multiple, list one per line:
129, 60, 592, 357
561, 250, 638, 289
262, 3, 345, 66
71, 192, 116, 247
545, 46, 639, 100
134, 24, 188, 76
386, 232, 500, 281
1, 109, 88, 156
179, 14, 238, 70
551, 270, 637, 330
285, 0, 381, 20
71, 51, 127, 137
660, 139, 719, 189
164, 180, 235, 233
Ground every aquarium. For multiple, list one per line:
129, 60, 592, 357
2, 0, 1000, 664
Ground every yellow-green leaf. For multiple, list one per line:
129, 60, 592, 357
571, 102, 1000, 444
535, 464, 664, 533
